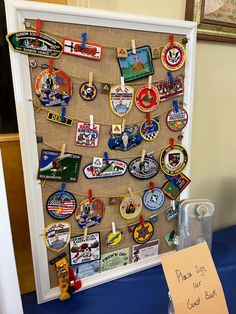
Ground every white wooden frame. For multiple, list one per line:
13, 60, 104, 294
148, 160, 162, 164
4, 0, 197, 304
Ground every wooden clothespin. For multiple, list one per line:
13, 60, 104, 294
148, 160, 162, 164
121, 119, 126, 132
128, 188, 134, 200
60, 144, 66, 158
148, 75, 152, 90
88, 72, 94, 87
171, 200, 176, 211
112, 222, 116, 234
83, 227, 88, 241
131, 39, 136, 54
121, 76, 125, 91
89, 114, 94, 129
141, 149, 146, 163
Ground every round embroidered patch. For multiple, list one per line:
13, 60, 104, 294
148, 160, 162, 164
161, 42, 186, 71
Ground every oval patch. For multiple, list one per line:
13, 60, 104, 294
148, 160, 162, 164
143, 187, 165, 211
133, 221, 154, 244
35, 68, 72, 107
120, 194, 142, 220
44, 221, 71, 252
46, 190, 77, 219
83, 159, 127, 179
128, 156, 159, 180
160, 144, 188, 176
75, 198, 105, 228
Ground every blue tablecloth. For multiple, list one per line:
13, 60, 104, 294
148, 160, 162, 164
22, 225, 236, 314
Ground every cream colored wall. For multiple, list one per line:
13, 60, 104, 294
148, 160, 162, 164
76, 0, 236, 230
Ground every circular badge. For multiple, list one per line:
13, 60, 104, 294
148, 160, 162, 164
106, 230, 124, 247
143, 187, 166, 211
140, 119, 160, 141
35, 68, 72, 106
166, 107, 188, 132
75, 198, 105, 228
120, 194, 142, 220
46, 191, 77, 220
79, 82, 97, 101
160, 144, 188, 176
161, 42, 186, 71
133, 221, 154, 244
135, 85, 160, 112
128, 156, 160, 180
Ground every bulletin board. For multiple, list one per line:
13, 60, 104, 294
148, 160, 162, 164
5, 0, 197, 304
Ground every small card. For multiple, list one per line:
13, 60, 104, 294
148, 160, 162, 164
38, 149, 81, 182
162, 173, 191, 200
100, 248, 129, 272
69, 232, 101, 266
132, 239, 159, 262
71, 261, 100, 280
161, 242, 229, 314
117, 45, 154, 82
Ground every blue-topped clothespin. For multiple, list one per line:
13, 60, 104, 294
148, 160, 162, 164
61, 107, 66, 123
104, 152, 109, 166
165, 174, 175, 183
173, 99, 179, 113
167, 71, 174, 84
60, 182, 66, 197
81, 32, 87, 49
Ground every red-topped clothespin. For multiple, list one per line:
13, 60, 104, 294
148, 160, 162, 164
150, 181, 154, 193
169, 137, 174, 150
146, 112, 151, 126
169, 34, 174, 49
81, 32, 87, 49
49, 58, 53, 74
88, 189, 93, 204
140, 215, 145, 227
36, 19, 42, 37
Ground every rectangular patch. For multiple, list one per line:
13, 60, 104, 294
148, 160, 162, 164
47, 112, 73, 126
63, 38, 102, 60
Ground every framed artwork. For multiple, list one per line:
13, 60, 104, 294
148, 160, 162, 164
186, 0, 236, 43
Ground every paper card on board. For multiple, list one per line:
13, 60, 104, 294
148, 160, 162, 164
161, 242, 229, 314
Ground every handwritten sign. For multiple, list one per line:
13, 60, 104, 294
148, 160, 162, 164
161, 242, 229, 314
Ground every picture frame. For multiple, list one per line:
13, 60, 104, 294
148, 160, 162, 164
4, 0, 196, 304
185, 0, 236, 43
